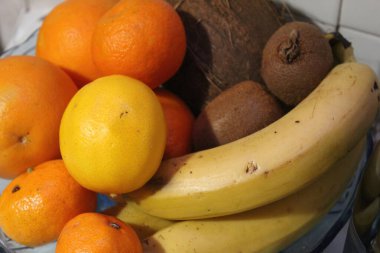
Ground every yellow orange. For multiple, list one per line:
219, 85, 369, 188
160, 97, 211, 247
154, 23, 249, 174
59, 75, 166, 194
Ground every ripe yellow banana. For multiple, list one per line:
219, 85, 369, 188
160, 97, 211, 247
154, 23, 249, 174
103, 201, 174, 240
128, 44, 379, 220
142, 138, 367, 253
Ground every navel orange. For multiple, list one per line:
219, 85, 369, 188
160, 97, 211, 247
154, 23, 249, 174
0, 56, 77, 178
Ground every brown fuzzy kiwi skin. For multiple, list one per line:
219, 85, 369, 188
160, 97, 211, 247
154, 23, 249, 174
192, 81, 285, 151
261, 21, 334, 106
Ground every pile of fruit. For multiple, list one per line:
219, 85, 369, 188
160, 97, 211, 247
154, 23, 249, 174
0, 0, 379, 252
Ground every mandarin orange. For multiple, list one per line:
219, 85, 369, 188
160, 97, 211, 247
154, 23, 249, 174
56, 212, 142, 253
155, 88, 194, 159
92, 0, 186, 89
0, 160, 97, 246
36, 0, 119, 87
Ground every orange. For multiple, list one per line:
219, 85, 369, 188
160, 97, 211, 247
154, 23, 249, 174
155, 88, 194, 159
59, 75, 166, 194
0, 160, 97, 246
56, 212, 143, 253
92, 0, 186, 89
36, 0, 119, 87
0, 55, 77, 178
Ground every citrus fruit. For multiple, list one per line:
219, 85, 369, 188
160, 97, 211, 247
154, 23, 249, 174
0, 160, 97, 246
36, 0, 118, 87
155, 88, 194, 159
92, 0, 186, 89
0, 55, 77, 179
59, 75, 166, 194
56, 212, 142, 253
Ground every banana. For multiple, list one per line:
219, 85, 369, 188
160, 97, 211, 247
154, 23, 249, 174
352, 139, 380, 237
128, 43, 379, 220
361, 140, 380, 202
103, 201, 174, 240
142, 138, 367, 253
354, 196, 380, 236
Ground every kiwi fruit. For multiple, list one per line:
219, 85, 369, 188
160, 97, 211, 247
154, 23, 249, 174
192, 81, 284, 151
261, 21, 334, 106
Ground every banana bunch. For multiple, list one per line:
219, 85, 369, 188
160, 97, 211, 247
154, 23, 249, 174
108, 35, 379, 252
142, 137, 367, 253
107, 136, 367, 252
127, 36, 379, 221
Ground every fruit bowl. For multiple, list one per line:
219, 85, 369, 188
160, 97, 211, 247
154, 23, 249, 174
0, 26, 378, 253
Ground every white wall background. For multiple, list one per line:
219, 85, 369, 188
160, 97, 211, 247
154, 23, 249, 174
0, 1, 378, 252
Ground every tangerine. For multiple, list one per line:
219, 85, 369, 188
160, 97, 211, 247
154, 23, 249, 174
155, 88, 194, 159
36, 0, 118, 87
92, 0, 186, 89
56, 212, 142, 253
0, 160, 97, 246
